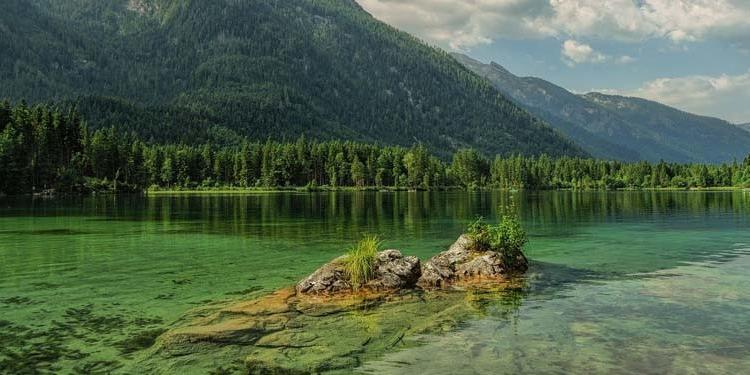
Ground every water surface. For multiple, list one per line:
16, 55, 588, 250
1, 191, 749, 373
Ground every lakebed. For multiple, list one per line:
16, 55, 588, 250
1, 191, 750, 373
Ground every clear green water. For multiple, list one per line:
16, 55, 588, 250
1, 191, 750, 373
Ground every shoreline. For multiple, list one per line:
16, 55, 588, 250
0, 186, 746, 199
146, 186, 747, 195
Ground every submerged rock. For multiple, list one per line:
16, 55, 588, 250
418, 235, 529, 288
296, 249, 421, 295
137, 241, 530, 374
141, 285, 527, 374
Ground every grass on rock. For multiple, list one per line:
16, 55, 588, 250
344, 235, 381, 289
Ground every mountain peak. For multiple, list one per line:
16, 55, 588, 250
456, 56, 750, 163
488, 61, 512, 75
450, 53, 512, 76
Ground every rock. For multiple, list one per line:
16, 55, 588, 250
137, 241, 531, 373
140, 244, 530, 374
368, 250, 422, 290
418, 235, 528, 288
143, 287, 522, 374
295, 256, 351, 295
455, 252, 505, 277
296, 250, 421, 295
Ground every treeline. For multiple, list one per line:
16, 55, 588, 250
2, 102, 750, 195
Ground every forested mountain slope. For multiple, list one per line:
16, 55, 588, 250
585, 93, 750, 163
454, 53, 750, 163
0, 0, 583, 158
452, 53, 640, 161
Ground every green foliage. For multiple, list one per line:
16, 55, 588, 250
467, 218, 493, 252
451, 149, 489, 188
1, 0, 583, 158
344, 235, 380, 289
0, 102, 84, 194
0, 102, 749, 196
494, 207, 529, 264
467, 206, 528, 265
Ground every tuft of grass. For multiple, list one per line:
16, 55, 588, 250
344, 235, 381, 289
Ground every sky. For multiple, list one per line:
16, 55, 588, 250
356, 0, 750, 124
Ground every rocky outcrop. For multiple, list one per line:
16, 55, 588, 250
140, 241, 530, 373
296, 249, 421, 295
418, 235, 528, 288
294, 237, 528, 294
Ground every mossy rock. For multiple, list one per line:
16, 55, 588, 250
296, 250, 421, 295
139, 285, 526, 374
418, 235, 529, 288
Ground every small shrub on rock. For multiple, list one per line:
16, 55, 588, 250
467, 206, 528, 265
467, 218, 492, 251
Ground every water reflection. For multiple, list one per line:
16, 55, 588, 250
3, 190, 749, 234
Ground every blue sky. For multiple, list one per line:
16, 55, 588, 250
357, 0, 750, 124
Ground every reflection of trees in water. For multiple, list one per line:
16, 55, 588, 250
4, 191, 748, 241
521, 191, 750, 226
171, 191, 748, 239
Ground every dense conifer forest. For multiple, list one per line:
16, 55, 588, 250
2, 102, 749, 196
0, 0, 582, 158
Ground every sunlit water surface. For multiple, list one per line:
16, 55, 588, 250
1, 191, 749, 373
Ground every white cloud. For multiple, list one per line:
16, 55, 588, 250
604, 70, 750, 123
357, 0, 750, 50
356, 0, 548, 50
616, 55, 636, 64
561, 40, 635, 66
562, 40, 606, 65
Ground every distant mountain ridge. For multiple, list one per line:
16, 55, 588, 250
0, 0, 583, 158
453, 53, 750, 163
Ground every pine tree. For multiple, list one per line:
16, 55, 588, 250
351, 155, 365, 188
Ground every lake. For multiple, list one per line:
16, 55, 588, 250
1, 191, 750, 373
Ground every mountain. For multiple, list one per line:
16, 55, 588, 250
453, 53, 750, 163
584, 93, 750, 163
739, 123, 750, 133
0, 0, 583, 158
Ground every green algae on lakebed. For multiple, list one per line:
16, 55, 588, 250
135, 284, 528, 374
0, 303, 164, 374
1, 191, 750, 373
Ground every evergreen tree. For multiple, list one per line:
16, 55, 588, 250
351, 156, 366, 188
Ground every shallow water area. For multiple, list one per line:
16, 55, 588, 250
1, 191, 749, 373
